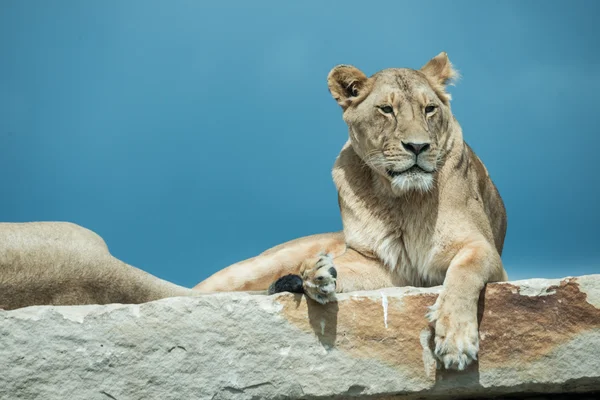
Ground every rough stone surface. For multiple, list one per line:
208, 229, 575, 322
1, 275, 600, 399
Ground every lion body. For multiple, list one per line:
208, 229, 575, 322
196, 52, 508, 369
0, 222, 193, 310
197, 53, 507, 296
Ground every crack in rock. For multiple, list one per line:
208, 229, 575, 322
167, 345, 187, 352
100, 391, 118, 400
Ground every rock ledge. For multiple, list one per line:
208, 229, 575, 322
2, 275, 600, 399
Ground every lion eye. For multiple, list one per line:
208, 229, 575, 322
379, 105, 394, 114
425, 104, 437, 114
316, 276, 324, 281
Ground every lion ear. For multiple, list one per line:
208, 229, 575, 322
420, 52, 458, 86
327, 65, 370, 110
420, 52, 458, 101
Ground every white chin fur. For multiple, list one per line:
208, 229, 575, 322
391, 173, 434, 194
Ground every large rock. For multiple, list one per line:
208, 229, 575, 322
1, 275, 600, 399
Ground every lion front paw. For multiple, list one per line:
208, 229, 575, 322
426, 297, 479, 371
301, 253, 337, 304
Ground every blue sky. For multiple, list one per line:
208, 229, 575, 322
1, 1, 599, 286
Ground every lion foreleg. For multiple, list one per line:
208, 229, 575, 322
426, 239, 505, 370
193, 232, 346, 292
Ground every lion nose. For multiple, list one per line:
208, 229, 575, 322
402, 142, 430, 155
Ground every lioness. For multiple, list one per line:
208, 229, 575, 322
195, 52, 508, 370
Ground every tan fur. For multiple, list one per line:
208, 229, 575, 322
0, 222, 198, 310
196, 52, 508, 370
194, 232, 347, 292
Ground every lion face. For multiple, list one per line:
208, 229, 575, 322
328, 52, 457, 194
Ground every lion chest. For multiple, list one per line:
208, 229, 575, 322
343, 204, 449, 288
382, 228, 447, 287
334, 149, 454, 287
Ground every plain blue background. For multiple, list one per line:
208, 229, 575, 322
1, 1, 598, 286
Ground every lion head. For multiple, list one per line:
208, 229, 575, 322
327, 52, 458, 194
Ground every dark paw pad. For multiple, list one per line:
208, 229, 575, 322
268, 274, 304, 295
328, 266, 337, 279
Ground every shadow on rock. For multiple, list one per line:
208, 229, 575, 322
306, 297, 339, 349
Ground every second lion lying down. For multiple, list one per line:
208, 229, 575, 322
195, 52, 508, 370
